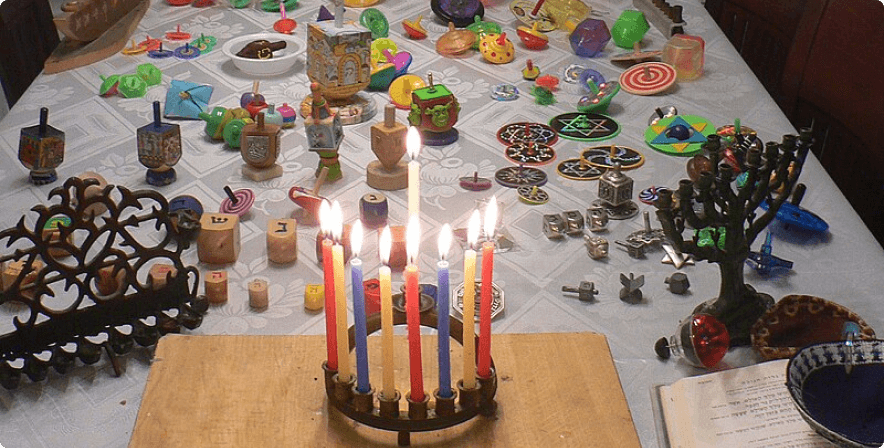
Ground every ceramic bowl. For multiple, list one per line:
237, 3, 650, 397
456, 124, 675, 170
222, 33, 302, 76
786, 340, 884, 447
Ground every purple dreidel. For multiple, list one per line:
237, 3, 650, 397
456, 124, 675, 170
19, 107, 65, 184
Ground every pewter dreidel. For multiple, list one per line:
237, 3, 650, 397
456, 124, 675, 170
19, 107, 65, 185
137, 101, 182, 186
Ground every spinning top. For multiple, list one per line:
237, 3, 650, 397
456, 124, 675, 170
510, 0, 556, 32
459, 172, 492, 191
273, 1, 297, 34
121, 39, 148, 55
436, 22, 476, 57
655, 314, 730, 368
517, 185, 549, 205
147, 43, 174, 59
466, 15, 502, 50
479, 33, 515, 64
522, 59, 540, 80
219, 186, 255, 217
289, 166, 330, 219
173, 43, 201, 60
138, 35, 162, 51
402, 15, 428, 40
517, 22, 549, 50
431, 0, 485, 28
166, 24, 191, 41
619, 61, 676, 95
19, 107, 65, 185
611, 41, 662, 64
99, 75, 120, 96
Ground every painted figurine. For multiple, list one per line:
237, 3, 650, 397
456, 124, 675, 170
304, 83, 345, 181
137, 101, 182, 186
19, 107, 65, 184
407, 73, 460, 146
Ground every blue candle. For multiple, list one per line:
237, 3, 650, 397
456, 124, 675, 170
351, 221, 371, 393
437, 225, 453, 398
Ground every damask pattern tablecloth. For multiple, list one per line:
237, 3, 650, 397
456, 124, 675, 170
0, 1, 882, 447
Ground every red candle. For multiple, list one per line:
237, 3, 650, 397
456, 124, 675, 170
319, 200, 337, 370
478, 197, 497, 378
405, 216, 425, 401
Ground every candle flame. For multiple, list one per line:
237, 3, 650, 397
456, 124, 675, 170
438, 224, 452, 261
484, 196, 497, 240
406, 215, 420, 265
330, 200, 343, 241
467, 210, 481, 248
406, 126, 421, 160
379, 225, 392, 265
319, 200, 331, 235
351, 219, 363, 258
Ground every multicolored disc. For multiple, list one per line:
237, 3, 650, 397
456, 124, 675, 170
645, 114, 716, 156
580, 145, 644, 170
619, 62, 677, 95
505, 142, 556, 166
173, 44, 200, 60
517, 185, 549, 204
548, 112, 621, 142
494, 165, 547, 188
220, 188, 255, 217
497, 122, 558, 146
639, 186, 670, 205
556, 158, 606, 181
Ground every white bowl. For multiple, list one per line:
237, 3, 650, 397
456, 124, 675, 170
222, 33, 302, 76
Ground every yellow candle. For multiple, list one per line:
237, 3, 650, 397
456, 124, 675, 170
406, 126, 421, 219
462, 210, 481, 389
331, 201, 351, 382
379, 226, 395, 398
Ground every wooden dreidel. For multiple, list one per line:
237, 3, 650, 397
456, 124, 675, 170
304, 284, 324, 311
42, 216, 73, 259
204, 270, 229, 304
2, 259, 44, 298
74, 171, 109, 217
304, 83, 345, 181
148, 263, 177, 290
367, 104, 408, 190
197, 212, 241, 264
138, 101, 182, 186
96, 265, 126, 296
240, 112, 283, 181
248, 279, 269, 309
19, 107, 65, 185
267, 218, 297, 263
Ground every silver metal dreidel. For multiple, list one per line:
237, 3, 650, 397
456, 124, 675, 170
619, 273, 645, 304
562, 281, 599, 302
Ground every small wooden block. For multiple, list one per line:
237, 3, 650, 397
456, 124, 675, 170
148, 263, 177, 290
304, 284, 324, 311
2, 259, 44, 298
96, 265, 126, 296
248, 279, 269, 309
204, 270, 229, 305
242, 163, 283, 181
267, 218, 297, 264
197, 213, 241, 264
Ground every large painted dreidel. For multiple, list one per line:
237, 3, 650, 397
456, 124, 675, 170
138, 101, 182, 186
197, 212, 241, 264
407, 73, 460, 146
19, 107, 65, 185
367, 103, 408, 190
240, 112, 283, 181
304, 83, 345, 181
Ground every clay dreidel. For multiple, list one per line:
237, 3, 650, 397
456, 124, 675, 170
249, 279, 269, 309
240, 112, 283, 181
367, 104, 408, 190
148, 263, 177, 290
2, 259, 44, 298
19, 107, 65, 185
304, 284, 324, 311
204, 270, 229, 304
267, 218, 298, 264
197, 212, 241, 264
138, 101, 182, 186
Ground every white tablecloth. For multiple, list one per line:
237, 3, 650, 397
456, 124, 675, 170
0, 0, 881, 446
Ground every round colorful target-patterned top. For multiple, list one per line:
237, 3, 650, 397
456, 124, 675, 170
619, 62, 677, 95
494, 165, 547, 188
505, 142, 556, 166
556, 158, 606, 181
497, 122, 558, 146
548, 112, 621, 142
580, 145, 644, 170
220, 188, 255, 217
645, 114, 716, 156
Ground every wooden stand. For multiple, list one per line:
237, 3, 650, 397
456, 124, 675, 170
130, 333, 641, 447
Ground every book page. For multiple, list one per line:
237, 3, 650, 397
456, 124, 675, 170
659, 359, 833, 448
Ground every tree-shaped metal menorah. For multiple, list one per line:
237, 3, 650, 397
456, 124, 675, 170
653, 128, 814, 344
323, 309, 497, 447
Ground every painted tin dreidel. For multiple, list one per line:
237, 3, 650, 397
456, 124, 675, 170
19, 107, 65, 184
240, 113, 283, 181
138, 101, 182, 186
407, 73, 461, 146
480, 32, 515, 64
304, 83, 345, 181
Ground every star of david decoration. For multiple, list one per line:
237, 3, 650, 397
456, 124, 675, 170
497, 122, 558, 146
556, 158, 606, 181
580, 145, 644, 170
644, 114, 715, 156
494, 165, 547, 188
505, 142, 556, 166
549, 112, 621, 142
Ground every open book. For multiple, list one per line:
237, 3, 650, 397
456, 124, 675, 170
655, 359, 833, 448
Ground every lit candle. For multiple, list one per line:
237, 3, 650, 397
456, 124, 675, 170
437, 224, 453, 398
406, 126, 421, 219
462, 210, 481, 389
478, 197, 497, 379
350, 220, 370, 393
379, 226, 395, 399
331, 201, 351, 382
405, 216, 424, 401
320, 200, 337, 370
